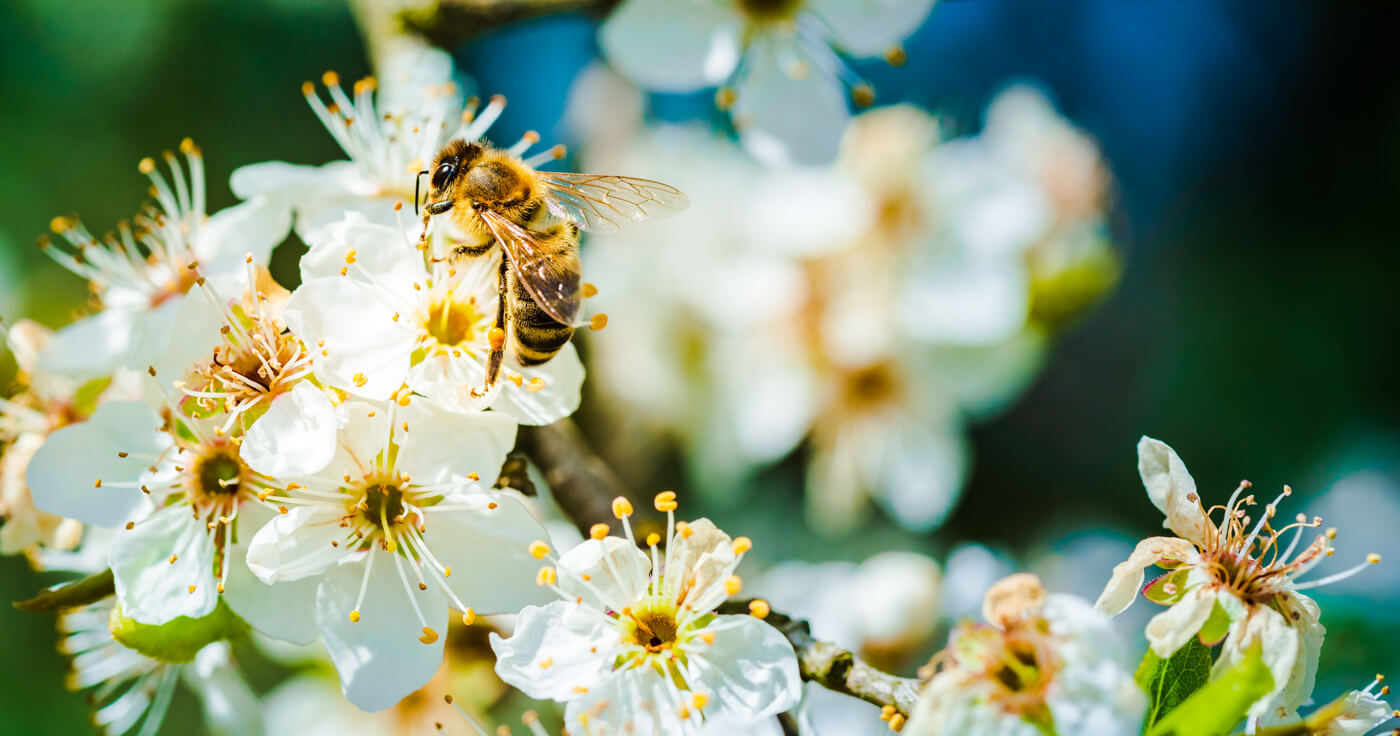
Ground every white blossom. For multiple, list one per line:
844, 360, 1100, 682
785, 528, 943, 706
491, 493, 801, 735
244, 397, 548, 711
284, 215, 583, 425
907, 574, 1145, 736
38, 141, 289, 380
599, 0, 936, 165
1096, 437, 1380, 722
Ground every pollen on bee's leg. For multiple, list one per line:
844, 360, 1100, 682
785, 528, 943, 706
488, 327, 506, 351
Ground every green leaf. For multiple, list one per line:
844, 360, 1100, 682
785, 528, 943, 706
1146, 643, 1274, 736
109, 598, 249, 664
1136, 636, 1214, 728
13, 568, 115, 612
1196, 601, 1231, 646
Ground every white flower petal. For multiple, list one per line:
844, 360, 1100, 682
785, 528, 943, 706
184, 643, 265, 736
566, 664, 687, 736
283, 277, 417, 400
37, 307, 140, 381
806, 0, 935, 57
26, 401, 168, 528
495, 344, 586, 426
196, 196, 291, 274
600, 0, 742, 91
690, 614, 802, 720
558, 536, 653, 612
314, 554, 448, 712
152, 290, 226, 395
110, 504, 219, 624
667, 517, 740, 614
490, 600, 618, 700
735, 35, 849, 166
880, 421, 967, 531
246, 505, 352, 583
422, 493, 552, 614
241, 383, 339, 478
299, 217, 422, 293
900, 253, 1029, 345
394, 402, 517, 486
1094, 536, 1198, 615
1137, 437, 1213, 546
220, 503, 320, 644
1144, 588, 1216, 659
1214, 604, 1301, 720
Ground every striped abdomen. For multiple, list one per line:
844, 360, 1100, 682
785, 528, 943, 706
508, 267, 577, 365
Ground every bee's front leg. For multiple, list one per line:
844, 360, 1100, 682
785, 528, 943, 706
472, 255, 509, 398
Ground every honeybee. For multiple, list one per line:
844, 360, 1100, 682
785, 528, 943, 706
418, 138, 687, 395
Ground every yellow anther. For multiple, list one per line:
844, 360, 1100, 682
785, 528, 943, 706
853, 83, 876, 108
94, 479, 103, 488
676, 521, 694, 538
462, 608, 476, 626
301, 81, 315, 96
444, 567, 452, 577
715, 86, 737, 110
653, 490, 678, 512
692, 693, 709, 710
725, 575, 743, 596
612, 496, 634, 519
589, 313, 609, 331
888, 713, 906, 732
537, 566, 558, 586
138, 157, 156, 174
522, 711, 540, 724
168, 554, 178, 564
732, 537, 753, 555
880, 705, 896, 721
488, 327, 506, 350
352, 373, 367, 387
884, 46, 907, 66
749, 599, 770, 619
701, 632, 715, 645
1369, 553, 1383, 564
179, 137, 198, 154
419, 627, 439, 645
646, 532, 661, 546
538, 657, 554, 669
590, 523, 610, 540
529, 541, 552, 559
188, 585, 197, 594
677, 706, 691, 719
466, 472, 480, 481
344, 249, 357, 264
50, 216, 72, 233
551, 144, 567, 159
321, 70, 340, 87
522, 130, 541, 144
348, 609, 361, 622
582, 282, 599, 298
572, 685, 589, 694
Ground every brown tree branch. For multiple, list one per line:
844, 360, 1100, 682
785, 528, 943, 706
398, 0, 622, 48
521, 419, 924, 723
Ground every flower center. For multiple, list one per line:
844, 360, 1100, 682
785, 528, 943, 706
149, 264, 200, 308
425, 297, 486, 349
362, 484, 407, 529
630, 609, 681, 652
737, 0, 804, 22
191, 448, 244, 500
840, 362, 903, 410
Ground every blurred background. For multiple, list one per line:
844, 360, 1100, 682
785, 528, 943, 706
2, 0, 1399, 733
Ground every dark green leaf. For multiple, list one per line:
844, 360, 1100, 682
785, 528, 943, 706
1146, 643, 1274, 736
1137, 636, 1214, 728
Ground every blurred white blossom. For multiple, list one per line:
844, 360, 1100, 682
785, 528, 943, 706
599, 0, 935, 165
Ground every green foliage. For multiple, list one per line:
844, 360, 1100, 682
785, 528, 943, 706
1146, 644, 1274, 736
1137, 636, 1214, 728
110, 598, 249, 664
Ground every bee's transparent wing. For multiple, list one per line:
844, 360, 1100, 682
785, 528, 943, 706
477, 209, 581, 327
538, 172, 688, 233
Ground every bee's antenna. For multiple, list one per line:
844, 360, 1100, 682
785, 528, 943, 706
414, 170, 430, 216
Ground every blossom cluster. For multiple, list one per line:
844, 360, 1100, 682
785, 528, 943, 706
0, 12, 1393, 736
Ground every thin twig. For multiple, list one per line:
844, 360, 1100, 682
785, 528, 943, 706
398, 0, 622, 48
521, 419, 923, 720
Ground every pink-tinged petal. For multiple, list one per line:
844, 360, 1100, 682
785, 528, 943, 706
26, 401, 168, 528
558, 536, 653, 613
1145, 588, 1217, 659
489, 600, 617, 701
110, 504, 218, 624
283, 277, 416, 400
420, 493, 552, 614
806, 0, 935, 57
245, 505, 353, 584
314, 554, 448, 712
241, 383, 339, 478
1094, 536, 1197, 615
600, 0, 742, 91
1137, 437, 1213, 545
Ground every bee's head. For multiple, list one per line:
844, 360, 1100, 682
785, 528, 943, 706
419, 139, 483, 214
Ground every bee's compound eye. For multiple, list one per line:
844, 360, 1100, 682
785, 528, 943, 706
431, 162, 455, 189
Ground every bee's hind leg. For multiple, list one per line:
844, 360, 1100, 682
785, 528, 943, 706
473, 255, 509, 398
